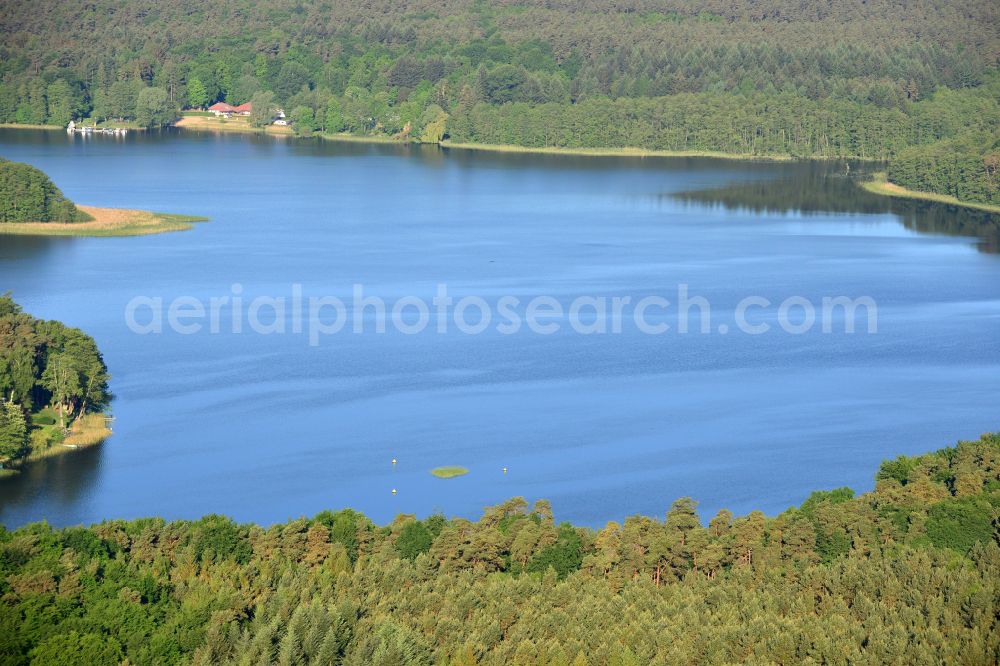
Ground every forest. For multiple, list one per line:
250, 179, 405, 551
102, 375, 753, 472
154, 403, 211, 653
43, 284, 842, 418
0, 295, 111, 466
0, 159, 90, 224
0, 431, 997, 664
0, 0, 998, 203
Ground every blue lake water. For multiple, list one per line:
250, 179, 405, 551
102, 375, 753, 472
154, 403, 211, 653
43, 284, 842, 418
1, 128, 998, 528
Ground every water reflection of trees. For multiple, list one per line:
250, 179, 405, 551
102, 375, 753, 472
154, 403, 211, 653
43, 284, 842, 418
0, 443, 104, 527
673, 165, 1000, 254
0, 235, 62, 261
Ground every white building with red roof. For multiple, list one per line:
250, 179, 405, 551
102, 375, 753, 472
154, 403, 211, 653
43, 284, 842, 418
207, 102, 235, 117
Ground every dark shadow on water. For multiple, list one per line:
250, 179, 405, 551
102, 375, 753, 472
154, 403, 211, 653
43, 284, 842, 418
0, 444, 104, 527
0, 235, 63, 262
672, 161, 1000, 253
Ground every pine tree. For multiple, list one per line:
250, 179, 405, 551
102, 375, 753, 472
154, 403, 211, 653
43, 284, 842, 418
0, 400, 28, 462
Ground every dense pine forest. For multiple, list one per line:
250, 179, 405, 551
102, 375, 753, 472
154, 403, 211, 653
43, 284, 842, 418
1, 0, 998, 203
0, 431, 997, 664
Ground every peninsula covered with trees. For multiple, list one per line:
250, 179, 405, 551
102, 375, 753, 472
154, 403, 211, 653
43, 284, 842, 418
0, 0, 998, 205
0, 295, 112, 473
0, 158, 207, 236
0, 431, 997, 664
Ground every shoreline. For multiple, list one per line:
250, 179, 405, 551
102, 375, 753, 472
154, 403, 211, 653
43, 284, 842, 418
439, 140, 804, 162
860, 175, 1000, 214
0, 122, 141, 131
0, 122, 62, 131
170, 121, 846, 163
310, 133, 840, 162
319, 132, 401, 145
0, 414, 111, 480
0, 121, 866, 164
6, 124, 995, 213
173, 115, 293, 136
0, 205, 208, 237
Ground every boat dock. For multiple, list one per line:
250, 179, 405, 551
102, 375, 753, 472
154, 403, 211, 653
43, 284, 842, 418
66, 121, 128, 135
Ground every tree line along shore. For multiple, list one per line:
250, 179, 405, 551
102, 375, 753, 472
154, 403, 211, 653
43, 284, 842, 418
1, 0, 997, 209
0, 118, 1000, 237
0, 429, 997, 664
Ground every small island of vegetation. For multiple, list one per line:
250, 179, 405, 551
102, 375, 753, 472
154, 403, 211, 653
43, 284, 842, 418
0, 159, 206, 236
0, 295, 112, 478
431, 466, 470, 478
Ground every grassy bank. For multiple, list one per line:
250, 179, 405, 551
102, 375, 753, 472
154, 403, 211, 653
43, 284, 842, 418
177, 117, 394, 142
0, 122, 62, 130
0, 205, 208, 237
860, 174, 1000, 213
318, 132, 401, 145
0, 413, 112, 479
439, 140, 800, 161
62, 414, 113, 448
310, 132, 812, 161
27, 413, 111, 462
174, 114, 293, 136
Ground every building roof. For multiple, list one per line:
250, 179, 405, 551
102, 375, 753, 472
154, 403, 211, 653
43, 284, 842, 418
232, 102, 252, 112
207, 102, 235, 112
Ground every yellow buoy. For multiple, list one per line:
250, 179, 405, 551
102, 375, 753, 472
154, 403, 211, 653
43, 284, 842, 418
503, 467, 507, 474
391, 488, 397, 495
392, 458, 397, 465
